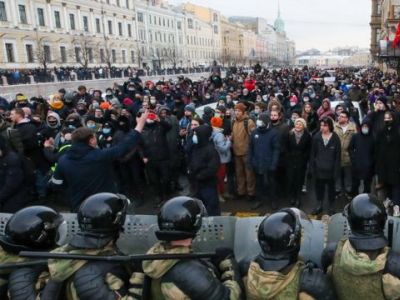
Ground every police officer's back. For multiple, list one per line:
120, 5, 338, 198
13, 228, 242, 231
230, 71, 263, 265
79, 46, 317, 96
47, 193, 146, 300
0, 206, 65, 299
322, 194, 400, 300
243, 208, 336, 300
142, 196, 243, 299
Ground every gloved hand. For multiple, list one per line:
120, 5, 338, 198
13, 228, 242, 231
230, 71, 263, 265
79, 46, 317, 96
212, 247, 234, 268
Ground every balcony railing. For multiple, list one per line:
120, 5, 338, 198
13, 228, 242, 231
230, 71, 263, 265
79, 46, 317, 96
379, 40, 400, 57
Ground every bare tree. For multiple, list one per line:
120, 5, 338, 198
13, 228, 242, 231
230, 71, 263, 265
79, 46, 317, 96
34, 32, 52, 71
164, 47, 179, 68
70, 34, 97, 68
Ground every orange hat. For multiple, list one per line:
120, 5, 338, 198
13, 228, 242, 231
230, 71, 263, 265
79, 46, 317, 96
100, 102, 111, 110
211, 117, 223, 128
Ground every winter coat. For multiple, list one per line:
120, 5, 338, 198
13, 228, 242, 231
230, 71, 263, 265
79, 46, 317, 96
0, 150, 29, 212
232, 116, 256, 156
248, 126, 280, 175
310, 132, 341, 179
285, 130, 312, 172
375, 126, 400, 185
51, 130, 141, 211
334, 122, 357, 167
348, 132, 374, 180
188, 125, 220, 186
164, 115, 181, 167
141, 120, 171, 162
211, 128, 231, 164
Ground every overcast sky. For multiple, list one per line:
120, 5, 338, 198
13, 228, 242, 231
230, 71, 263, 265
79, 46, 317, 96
168, 0, 371, 51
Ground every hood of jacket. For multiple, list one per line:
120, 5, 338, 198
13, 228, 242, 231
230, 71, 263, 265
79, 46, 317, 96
142, 242, 191, 279
46, 111, 61, 128
337, 240, 388, 276
194, 124, 212, 147
66, 142, 93, 160
246, 260, 304, 299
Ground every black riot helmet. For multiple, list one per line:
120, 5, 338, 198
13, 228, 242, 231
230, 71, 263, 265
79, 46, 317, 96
155, 196, 206, 241
77, 193, 129, 235
0, 206, 65, 254
257, 208, 302, 270
344, 193, 388, 251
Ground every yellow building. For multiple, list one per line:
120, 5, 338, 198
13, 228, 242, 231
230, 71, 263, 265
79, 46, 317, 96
220, 16, 241, 66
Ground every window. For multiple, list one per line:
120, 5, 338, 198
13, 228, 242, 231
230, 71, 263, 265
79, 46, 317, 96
112, 49, 116, 63
137, 12, 143, 22
122, 50, 126, 63
83, 16, 89, 32
158, 17, 161, 26
26, 44, 34, 63
96, 18, 101, 33
167, 19, 169, 27
69, 14, 76, 30
127, 24, 132, 37
5, 43, 14, 62
88, 48, 93, 63
75, 47, 81, 63
155, 32, 157, 42
177, 21, 181, 30
108, 20, 112, 34
0, 1, 7, 21
54, 11, 61, 28
187, 19, 193, 29
131, 50, 135, 63
106, 0, 110, 4
116, 0, 120, 6
164, 33, 166, 42
118, 22, 122, 36
149, 15, 152, 24
163, 18, 165, 27
213, 25, 218, 34
213, 13, 218, 22
100, 49, 105, 63
37, 8, 45, 26
60, 46, 67, 63
44, 45, 51, 62
126, 0, 129, 9
18, 5, 27, 24
153, 16, 156, 24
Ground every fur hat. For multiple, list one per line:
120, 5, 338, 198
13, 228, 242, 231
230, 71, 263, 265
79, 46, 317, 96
234, 103, 247, 113
295, 118, 307, 129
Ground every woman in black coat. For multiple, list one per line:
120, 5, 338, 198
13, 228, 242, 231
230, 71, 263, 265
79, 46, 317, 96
0, 136, 30, 212
285, 118, 311, 207
348, 120, 374, 197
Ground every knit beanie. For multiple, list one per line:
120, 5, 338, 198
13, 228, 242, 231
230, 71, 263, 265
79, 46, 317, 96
235, 103, 247, 113
211, 117, 223, 128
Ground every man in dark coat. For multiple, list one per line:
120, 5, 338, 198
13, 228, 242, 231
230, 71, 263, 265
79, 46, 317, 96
310, 117, 341, 215
141, 111, 172, 205
50, 112, 148, 212
248, 113, 280, 210
188, 125, 221, 216
374, 111, 400, 206
0, 136, 30, 212
348, 120, 374, 196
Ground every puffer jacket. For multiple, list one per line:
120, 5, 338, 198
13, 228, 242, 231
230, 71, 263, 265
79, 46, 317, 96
211, 128, 231, 164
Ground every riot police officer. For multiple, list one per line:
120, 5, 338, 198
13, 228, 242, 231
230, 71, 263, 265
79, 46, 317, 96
0, 206, 65, 300
244, 208, 336, 300
47, 192, 146, 300
322, 193, 400, 300
142, 196, 243, 299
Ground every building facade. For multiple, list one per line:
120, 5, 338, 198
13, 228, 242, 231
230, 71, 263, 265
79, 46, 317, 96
0, 0, 140, 69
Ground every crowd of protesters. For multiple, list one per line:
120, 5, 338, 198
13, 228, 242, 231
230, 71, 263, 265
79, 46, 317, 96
1, 64, 400, 216
0, 65, 216, 85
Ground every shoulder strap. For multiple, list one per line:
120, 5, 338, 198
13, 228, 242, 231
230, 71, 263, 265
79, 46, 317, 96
244, 118, 249, 135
